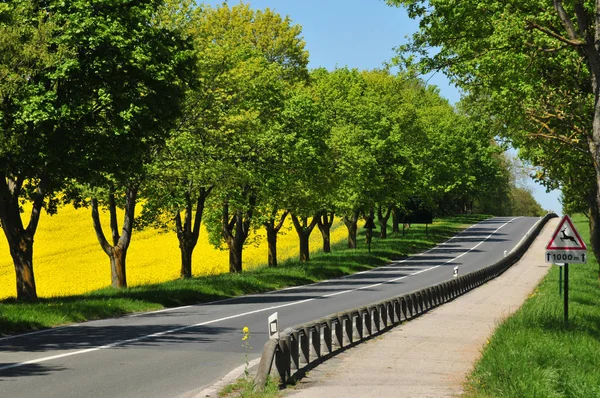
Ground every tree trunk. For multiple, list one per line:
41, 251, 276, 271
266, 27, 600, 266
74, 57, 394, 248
227, 233, 243, 273
263, 210, 288, 267
298, 232, 310, 262
176, 186, 212, 279
224, 211, 245, 273
0, 177, 45, 300
344, 211, 359, 249
109, 245, 127, 288
291, 213, 319, 263
265, 222, 278, 267
10, 233, 36, 300
392, 206, 401, 234
587, 184, 600, 277
317, 211, 334, 253
590, 204, 600, 279
91, 185, 138, 289
377, 206, 392, 239
591, 96, 600, 269
222, 192, 256, 273
180, 243, 193, 279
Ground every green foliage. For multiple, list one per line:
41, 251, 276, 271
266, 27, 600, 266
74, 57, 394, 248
386, 0, 600, 252
0, 0, 195, 298
179, 3, 309, 263
510, 187, 546, 217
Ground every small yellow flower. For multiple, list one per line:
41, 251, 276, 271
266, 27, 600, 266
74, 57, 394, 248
243, 326, 249, 334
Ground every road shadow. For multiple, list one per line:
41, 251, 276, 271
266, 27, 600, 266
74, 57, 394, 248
0, 362, 66, 379
0, 324, 235, 353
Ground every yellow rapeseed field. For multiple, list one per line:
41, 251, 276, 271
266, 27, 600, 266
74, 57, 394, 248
0, 205, 346, 299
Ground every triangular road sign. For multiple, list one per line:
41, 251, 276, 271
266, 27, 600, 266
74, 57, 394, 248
546, 215, 587, 251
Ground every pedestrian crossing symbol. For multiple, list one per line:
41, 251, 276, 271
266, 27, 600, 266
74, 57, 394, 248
545, 215, 587, 264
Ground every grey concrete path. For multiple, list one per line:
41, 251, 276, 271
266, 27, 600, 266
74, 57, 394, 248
285, 218, 559, 398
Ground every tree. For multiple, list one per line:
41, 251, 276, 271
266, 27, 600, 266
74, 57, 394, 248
195, 3, 309, 272
281, 85, 331, 262
65, 0, 194, 289
311, 68, 377, 248
139, 0, 217, 279
361, 70, 419, 238
387, 0, 600, 266
0, 0, 191, 298
510, 187, 546, 216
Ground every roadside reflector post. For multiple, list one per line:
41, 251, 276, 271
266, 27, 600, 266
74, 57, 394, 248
453, 266, 458, 278
268, 312, 279, 339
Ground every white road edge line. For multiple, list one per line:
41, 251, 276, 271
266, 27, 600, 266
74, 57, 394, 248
509, 216, 541, 254
0, 217, 520, 372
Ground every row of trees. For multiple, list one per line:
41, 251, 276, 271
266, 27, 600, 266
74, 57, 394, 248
386, 0, 600, 271
1, 1, 526, 300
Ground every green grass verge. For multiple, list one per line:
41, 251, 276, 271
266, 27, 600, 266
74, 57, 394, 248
218, 376, 281, 398
465, 214, 600, 398
0, 214, 489, 336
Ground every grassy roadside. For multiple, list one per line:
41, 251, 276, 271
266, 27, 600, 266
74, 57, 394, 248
465, 214, 600, 397
0, 214, 488, 337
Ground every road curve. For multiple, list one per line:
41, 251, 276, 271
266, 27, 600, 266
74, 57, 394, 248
0, 216, 539, 398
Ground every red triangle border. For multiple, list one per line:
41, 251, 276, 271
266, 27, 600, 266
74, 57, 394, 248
546, 215, 587, 251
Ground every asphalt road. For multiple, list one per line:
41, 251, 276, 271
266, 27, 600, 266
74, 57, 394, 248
0, 216, 540, 398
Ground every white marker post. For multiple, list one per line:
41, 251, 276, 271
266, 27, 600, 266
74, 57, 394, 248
268, 312, 279, 340
453, 266, 458, 278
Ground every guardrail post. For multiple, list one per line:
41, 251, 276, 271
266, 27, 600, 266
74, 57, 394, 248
310, 325, 320, 359
364, 308, 373, 335
414, 293, 421, 314
300, 328, 309, 365
380, 304, 388, 328
323, 320, 332, 355
401, 296, 408, 319
334, 317, 344, 349
373, 306, 381, 332
383, 302, 391, 325
276, 333, 291, 383
344, 315, 353, 345
290, 331, 300, 371
426, 288, 433, 309
442, 282, 450, 303
354, 312, 363, 340
394, 299, 402, 324
428, 287, 434, 308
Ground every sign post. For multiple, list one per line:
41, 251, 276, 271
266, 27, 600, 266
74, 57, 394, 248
545, 215, 587, 326
564, 264, 569, 326
559, 267, 562, 295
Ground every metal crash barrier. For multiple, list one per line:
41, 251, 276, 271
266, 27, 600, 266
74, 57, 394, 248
253, 213, 557, 391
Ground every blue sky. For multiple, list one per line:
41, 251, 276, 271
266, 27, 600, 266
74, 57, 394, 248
202, 0, 562, 214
